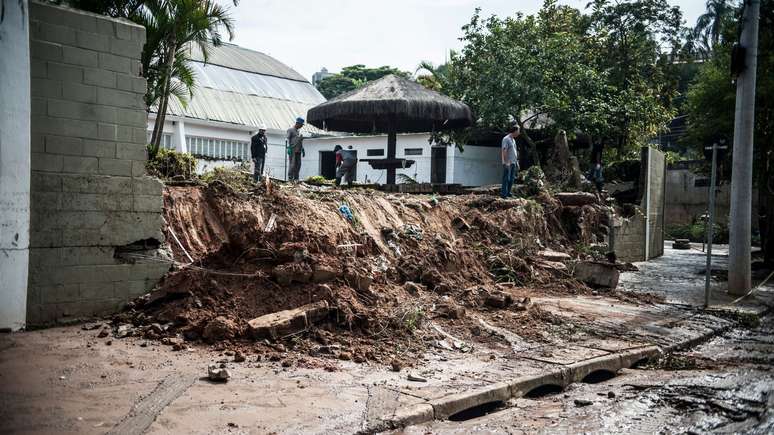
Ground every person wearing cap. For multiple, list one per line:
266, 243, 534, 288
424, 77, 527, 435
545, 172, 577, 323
286, 117, 305, 181
334, 144, 357, 187
250, 125, 268, 181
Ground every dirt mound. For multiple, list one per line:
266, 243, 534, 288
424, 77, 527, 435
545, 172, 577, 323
121, 183, 622, 364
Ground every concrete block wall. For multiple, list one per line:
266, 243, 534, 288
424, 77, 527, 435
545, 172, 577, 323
27, 1, 168, 325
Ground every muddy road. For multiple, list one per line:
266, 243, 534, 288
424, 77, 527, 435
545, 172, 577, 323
399, 315, 774, 434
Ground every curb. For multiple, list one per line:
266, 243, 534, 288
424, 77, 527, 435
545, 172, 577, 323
362, 345, 659, 433
362, 307, 768, 434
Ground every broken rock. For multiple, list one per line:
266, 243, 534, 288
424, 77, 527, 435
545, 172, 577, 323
247, 301, 331, 340
436, 303, 466, 320
484, 291, 514, 309
312, 264, 340, 283
572, 261, 620, 288
538, 250, 571, 262
207, 364, 231, 382
273, 263, 313, 286
555, 192, 598, 207
404, 281, 425, 295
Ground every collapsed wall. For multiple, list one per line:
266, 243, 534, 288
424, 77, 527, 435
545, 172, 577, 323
26, 1, 168, 325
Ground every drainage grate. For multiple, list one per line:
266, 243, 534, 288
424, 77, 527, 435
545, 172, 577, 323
524, 384, 563, 399
581, 369, 616, 384
448, 400, 505, 421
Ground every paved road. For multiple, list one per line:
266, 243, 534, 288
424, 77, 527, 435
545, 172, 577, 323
400, 315, 774, 434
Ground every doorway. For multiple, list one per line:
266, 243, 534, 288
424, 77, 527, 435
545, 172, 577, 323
431, 146, 447, 184
320, 151, 336, 179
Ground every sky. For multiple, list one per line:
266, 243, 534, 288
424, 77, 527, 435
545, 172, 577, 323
222, 0, 706, 82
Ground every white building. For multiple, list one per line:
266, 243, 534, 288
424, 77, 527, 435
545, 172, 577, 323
148, 43, 503, 186
147, 43, 326, 177
311, 67, 333, 87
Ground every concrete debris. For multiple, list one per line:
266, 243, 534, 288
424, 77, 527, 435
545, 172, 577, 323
207, 364, 231, 382
574, 399, 593, 407
233, 351, 246, 363
572, 261, 620, 288
390, 360, 403, 372
116, 324, 133, 338
436, 303, 466, 319
538, 250, 572, 261
247, 301, 331, 340
273, 262, 312, 286
97, 328, 110, 338
312, 264, 339, 283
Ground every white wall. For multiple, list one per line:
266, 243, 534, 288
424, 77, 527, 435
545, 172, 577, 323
0, 0, 30, 330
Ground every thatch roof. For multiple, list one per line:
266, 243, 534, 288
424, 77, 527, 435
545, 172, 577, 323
307, 74, 472, 133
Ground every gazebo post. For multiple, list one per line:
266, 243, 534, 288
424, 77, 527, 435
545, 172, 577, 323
386, 123, 397, 185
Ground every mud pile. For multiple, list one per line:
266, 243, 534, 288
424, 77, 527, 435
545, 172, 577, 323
120, 182, 618, 364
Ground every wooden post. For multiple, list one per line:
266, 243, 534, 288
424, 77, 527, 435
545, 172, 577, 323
387, 127, 397, 185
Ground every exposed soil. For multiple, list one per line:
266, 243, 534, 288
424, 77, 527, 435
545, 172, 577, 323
115, 182, 657, 366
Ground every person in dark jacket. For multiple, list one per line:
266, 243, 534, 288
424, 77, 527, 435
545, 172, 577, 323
251, 125, 268, 181
334, 145, 357, 186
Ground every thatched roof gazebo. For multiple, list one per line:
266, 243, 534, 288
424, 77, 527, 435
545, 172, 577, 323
307, 74, 472, 184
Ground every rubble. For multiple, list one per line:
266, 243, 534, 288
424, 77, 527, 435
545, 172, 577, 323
117, 184, 651, 365
207, 364, 231, 382
572, 261, 620, 288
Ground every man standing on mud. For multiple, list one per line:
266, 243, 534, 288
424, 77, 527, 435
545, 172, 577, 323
287, 117, 305, 181
501, 125, 520, 198
250, 125, 268, 182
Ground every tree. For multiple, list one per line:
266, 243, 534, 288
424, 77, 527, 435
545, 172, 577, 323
415, 60, 450, 92
146, 0, 235, 154
693, 0, 737, 51
315, 64, 409, 99
684, 0, 774, 264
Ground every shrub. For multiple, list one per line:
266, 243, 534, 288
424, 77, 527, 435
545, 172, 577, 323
200, 163, 255, 192
665, 221, 729, 244
145, 147, 197, 180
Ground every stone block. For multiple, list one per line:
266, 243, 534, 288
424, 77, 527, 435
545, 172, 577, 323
31, 40, 63, 62
62, 155, 99, 174
98, 52, 131, 73
116, 125, 132, 142
62, 46, 98, 68
82, 139, 117, 158
31, 152, 63, 172
31, 133, 46, 153
98, 158, 132, 176
39, 22, 77, 46
115, 21, 132, 40
57, 7, 97, 33
97, 87, 143, 109
572, 261, 620, 288
130, 60, 141, 76
95, 19, 115, 37
116, 142, 146, 160
132, 177, 163, 195
132, 194, 162, 212
31, 58, 47, 78
62, 174, 132, 194
98, 123, 117, 141
131, 160, 146, 177
47, 61, 83, 83
31, 191, 61, 210
36, 116, 100, 139
29, 229, 63, 248
247, 301, 331, 340
61, 228, 102, 246
62, 246, 115, 266
48, 100, 115, 123
32, 97, 46, 115
31, 173, 62, 192
132, 127, 147, 144
62, 81, 97, 103
114, 279, 152, 300
61, 192, 132, 211
31, 78, 62, 98
41, 284, 80, 304
84, 68, 116, 88
115, 73, 146, 94
29, 247, 63, 267
110, 37, 141, 57
75, 30, 109, 51
80, 282, 115, 300
115, 108, 146, 128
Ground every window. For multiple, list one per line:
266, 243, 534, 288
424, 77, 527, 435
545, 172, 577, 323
404, 148, 423, 156
366, 149, 384, 156
185, 135, 249, 161
145, 131, 173, 149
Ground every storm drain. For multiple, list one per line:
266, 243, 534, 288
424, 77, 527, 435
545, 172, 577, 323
524, 384, 563, 399
581, 369, 617, 384
448, 400, 505, 421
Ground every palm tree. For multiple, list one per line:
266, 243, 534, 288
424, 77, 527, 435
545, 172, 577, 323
693, 0, 736, 51
147, 0, 235, 154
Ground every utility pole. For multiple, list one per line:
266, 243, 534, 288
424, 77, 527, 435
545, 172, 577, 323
705, 142, 727, 308
728, 0, 760, 296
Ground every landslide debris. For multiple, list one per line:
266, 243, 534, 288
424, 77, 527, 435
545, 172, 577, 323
116, 181, 641, 366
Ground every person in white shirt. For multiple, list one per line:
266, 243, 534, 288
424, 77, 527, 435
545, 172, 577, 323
501, 125, 520, 198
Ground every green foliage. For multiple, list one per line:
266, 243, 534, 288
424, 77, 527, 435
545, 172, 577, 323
200, 163, 255, 192
397, 174, 419, 184
145, 147, 197, 179
523, 165, 546, 195
665, 221, 729, 244
315, 64, 410, 99
304, 175, 333, 186
443, 0, 682, 159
